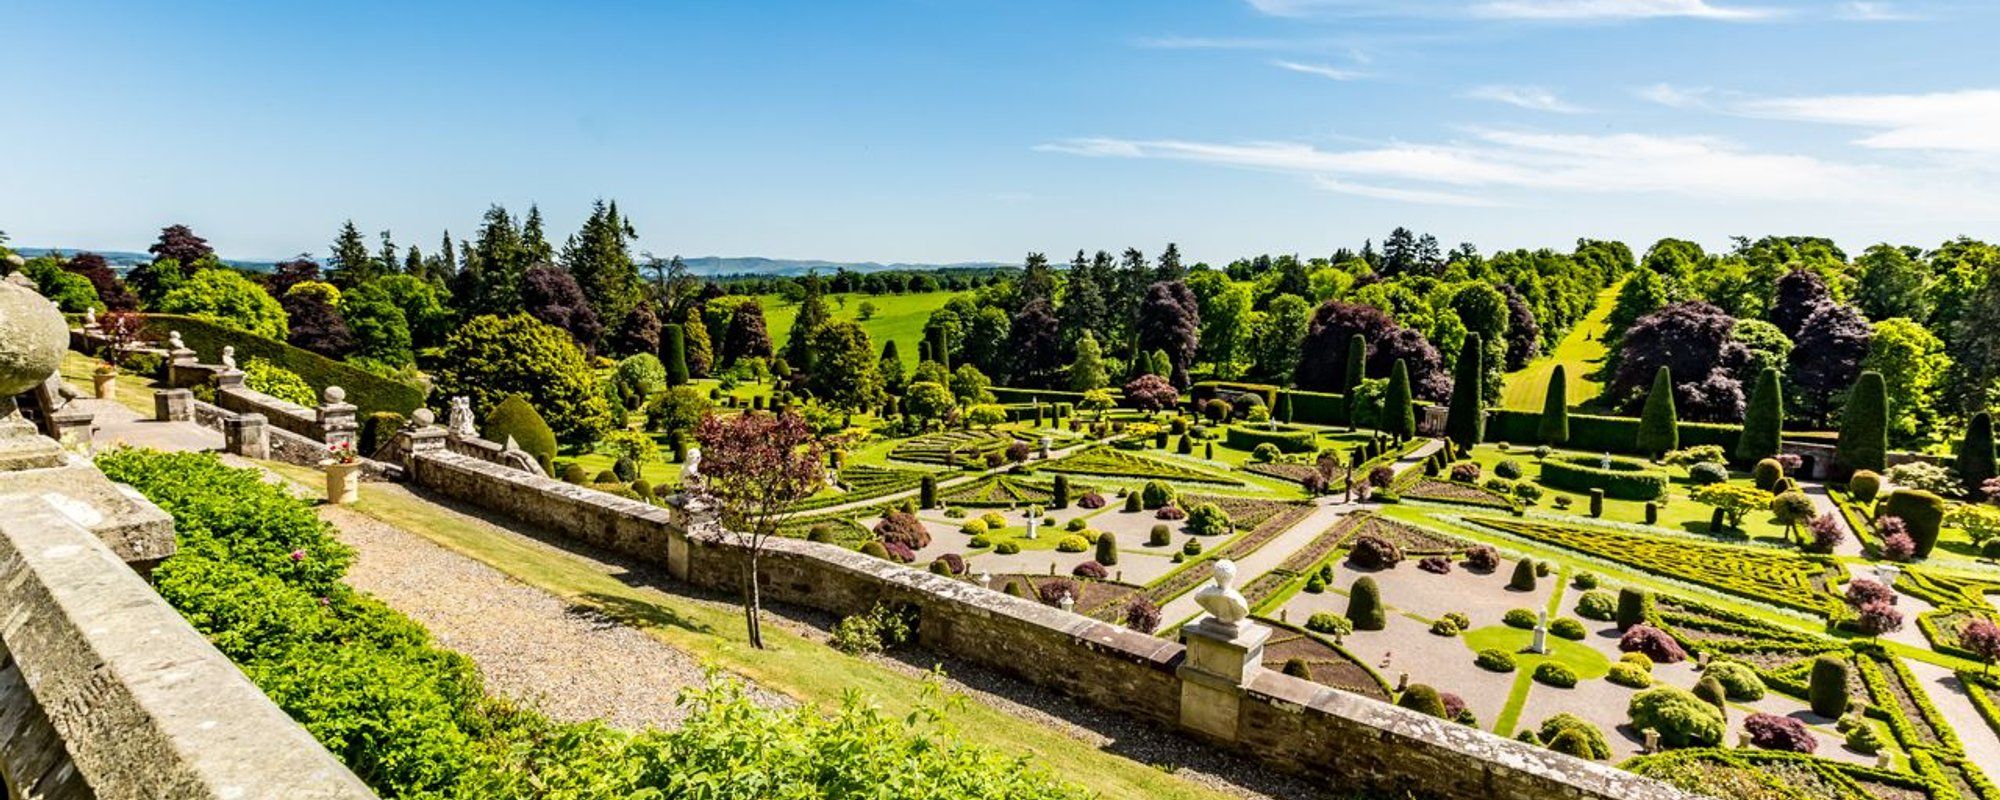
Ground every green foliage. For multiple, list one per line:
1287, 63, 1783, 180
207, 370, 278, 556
1185, 502, 1229, 536
661, 324, 690, 386
1737, 368, 1784, 464
1576, 590, 1617, 621
1636, 366, 1679, 457
1305, 612, 1352, 637
1550, 618, 1586, 640
1540, 714, 1610, 760
1140, 480, 1177, 509
1346, 576, 1385, 631
242, 357, 316, 406
1752, 458, 1784, 491
644, 385, 713, 435
1395, 684, 1449, 719
1475, 649, 1517, 672
1837, 371, 1889, 474
1222, 424, 1317, 453
141, 314, 426, 417
1383, 359, 1414, 439
1503, 608, 1539, 629
1539, 365, 1570, 445
431, 314, 613, 445
156, 268, 289, 340
1958, 412, 1997, 496
1537, 454, 1669, 500
599, 429, 660, 466
1809, 655, 1851, 718
612, 353, 667, 408
1617, 587, 1648, 630
830, 604, 914, 655
1881, 488, 1947, 558
1628, 687, 1725, 748
1533, 662, 1578, 688
1445, 333, 1485, 449
1509, 559, 1537, 591
1055, 535, 1089, 553
1093, 531, 1118, 566
486, 395, 558, 474
340, 280, 415, 365
1606, 662, 1653, 688
1705, 661, 1766, 701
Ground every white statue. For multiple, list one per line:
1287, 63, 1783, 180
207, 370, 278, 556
1025, 514, 1039, 540
1194, 560, 1251, 630
169, 331, 185, 350
221, 345, 238, 371
1601, 451, 1612, 470
83, 307, 97, 327
447, 396, 476, 438
1531, 610, 1550, 654
681, 447, 703, 492
826, 467, 840, 489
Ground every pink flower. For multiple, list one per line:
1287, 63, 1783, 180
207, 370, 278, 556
290, 550, 305, 562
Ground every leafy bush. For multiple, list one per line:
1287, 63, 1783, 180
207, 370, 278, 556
1346, 577, 1385, 630
1185, 502, 1230, 535
1628, 687, 1725, 748
1539, 454, 1669, 500
1396, 685, 1449, 719
1744, 713, 1817, 753
874, 512, 932, 550
1752, 458, 1785, 491
1181, 538, 1203, 556
930, 554, 966, 576
1508, 559, 1537, 591
1512, 482, 1544, 502
1704, 661, 1766, 701
1606, 662, 1652, 688
1449, 462, 1481, 482
1418, 555, 1451, 574
1664, 445, 1727, 467
1429, 618, 1460, 637
1094, 532, 1119, 566
1881, 490, 1947, 558
1055, 535, 1089, 553
1572, 572, 1599, 590
1149, 524, 1171, 546
960, 519, 988, 536
1475, 649, 1516, 672
1305, 612, 1352, 637
1576, 591, 1617, 621
1687, 462, 1728, 486
1463, 545, 1499, 572
994, 541, 1022, 555
1887, 462, 1960, 496
831, 604, 915, 655
1550, 618, 1586, 640
1503, 608, 1538, 629
1251, 443, 1280, 462
1533, 662, 1578, 688
1154, 505, 1186, 521
1494, 459, 1523, 480
1618, 625, 1687, 663
1541, 714, 1610, 760
1849, 470, 1883, 502
241, 356, 318, 406
1072, 561, 1108, 579
1124, 598, 1162, 633
1076, 491, 1106, 509
1281, 658, 1313, 680
1809, 655, 1850, 717
1036, 578, 1080, 607
1140, 480, 1177, 509
1349, 533, 1404, 569
432, 314, 613, 445
980, 511, 1008, 529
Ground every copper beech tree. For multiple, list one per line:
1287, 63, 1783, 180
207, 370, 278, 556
692, 410, 825, 649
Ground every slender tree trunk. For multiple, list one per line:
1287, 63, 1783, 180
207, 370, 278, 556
744, 547, 764, 649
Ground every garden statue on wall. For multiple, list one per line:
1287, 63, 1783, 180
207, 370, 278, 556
447, 396, 476, 438
221, 345, 238, 372
1195, 559, 1250, 632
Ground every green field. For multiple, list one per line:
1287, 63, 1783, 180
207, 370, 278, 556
751, 290, 963, 369
1499, 283, 1619, 411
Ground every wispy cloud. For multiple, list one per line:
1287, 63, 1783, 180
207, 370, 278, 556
1634, 82, 1715, 109
1271, 59, 1370, 81
1836, 1, 1925, 21
1465, 85, 1587, 113
1244, 0, 1783, 21
1036, 129, 1992, 212
1739, 89, 2000, 152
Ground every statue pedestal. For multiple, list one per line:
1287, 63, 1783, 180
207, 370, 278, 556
1177, 616, 1269, 742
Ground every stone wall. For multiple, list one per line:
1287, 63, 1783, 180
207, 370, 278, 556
217, 385, 318, 440
398, 443, 1693, 799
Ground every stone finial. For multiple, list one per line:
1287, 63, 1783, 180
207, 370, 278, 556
83, 307, 98, 327
322, 386, 346, 405
409, 408, 436, 427
168, 331, 185, 350
0, 280, 69, 399
1194, 559, 1250, 628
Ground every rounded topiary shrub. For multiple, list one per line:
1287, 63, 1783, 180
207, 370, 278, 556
1475, 649, 1516, 673
1094, 531, 1119, 566
1494, 459, 1523, 480
807, 524, 835, 543
561, 462, 588, 484
1065, 517, 1088, 532
1123, 493, 1142, 512
1550, 618, 1586, 640
1463, 545, 1499, 573
1072, 560, 1108, 579
1396, 684, 1450, 719
1509, 559, 1537, 591
1349, 533, 1404, 570
874, 511, 932, 550
1281, 657, 1313, 680
1186, 502, 1229, 535
1181, 538, 1203, 556
1055, 535, 1089, 553
1503, 608, 1538, 629
1688, 462, 1728, 486
1306, 612, 1352, 637
1346, 577, 1386, 631
1627, 687, 1725, 748
1037, 578, 1079, 607
1618, 625, 1687, 664
1809, 655, 1851, 718
960, 519, 988, 536
593, 469, 619, 484
1149, 524, 1171, 547
1429, 618, 1460, 637
1705, 661, 1766, 701
859, 540, 891, 560
1140, 480, 1176, 510
1745, 713, 1818, 754
994, 541, 1022, 555
1573, 572, 1599, 590
968, 534, 992, 548
1848, 470, 1882, 503
1538, 714, 1611, 760
1576, 590, 1617, 621
1881, 489, 1947, 559
1616, 587, 1648, 630
1693, 675, 1727, 709
1606, 662, 1652, 688
1533, 662, 1578, 688
486, 394, 559, 474
1752, 458, 1785, 491
980, 511, 1008, 529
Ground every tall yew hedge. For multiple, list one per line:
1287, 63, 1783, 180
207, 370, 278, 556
1636, 367, 1678, 458
1737, 367, 1783, 465
1837, 371, 1888, 474
1539, 365, 1569, 446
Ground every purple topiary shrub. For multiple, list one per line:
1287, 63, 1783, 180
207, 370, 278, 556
1155, 505, 1187, 520
1369, 466, 1396, 488
1072, 560, 1109, 579
874, 511, 933, 550
1450, 462, 1481, 482
1619, 624, 1688, 664
882, 540, 917, 563
1125, 597, 1162, 633
933, 552, 966, 575
1038, 577, 1080, 607
1464, 545, 1500, 573
1744, 713, 1818, 753
1805, 512, 1845, 554
1419, 555, 1453, 574
1077, 492, 1107, 509
1349, 533, 1405, 570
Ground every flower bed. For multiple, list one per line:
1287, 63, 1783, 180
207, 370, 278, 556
1041, 447, 1243, 486
889, 430, 1016, 467
1861, 653, 1964, 756
935, 474, 1089, 508
1628, 750, 1941, 800
1469, 517, 1843, 617
1537, 454, 1669, 501
1401, 477, 1519, 512
1333, 512, 1470, 556
1133, 501, 1316, 608
787, 465, 937, 512
1256, 621, 1392, 701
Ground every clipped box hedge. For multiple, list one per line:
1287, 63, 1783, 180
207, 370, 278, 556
1190, 382, 1353, 426
140, 313, 427, 417
1224, 424, 1318, 453
990, 386, 1092, 405
1538, 454, 1669, 500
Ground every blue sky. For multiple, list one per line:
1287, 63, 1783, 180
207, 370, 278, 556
5, 0, 1997, 264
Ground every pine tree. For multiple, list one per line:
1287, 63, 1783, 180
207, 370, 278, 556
1636, 366, 1679, 457
1738, 368, 1784, 464
328, 220, 376, 288
1959, 412, 1997, 497
1539, 365, 1570, 445
1150, 348, 1173, 379
1068, 331, 1108, 391
784, 278, 831, 383
469, 205, 528, 316
682, 307, 714, 378
1385, 359, 1415, 441
560, 200, 641, 334
879, 340, 906, 392
927, 324, 950, 370
662, 324, 689, 386
1837, 371, 1888, 474
1445, 334, 1484, 449
521, 204, 554, 264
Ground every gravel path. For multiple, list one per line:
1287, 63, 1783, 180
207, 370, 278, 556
319, 502, 788, 730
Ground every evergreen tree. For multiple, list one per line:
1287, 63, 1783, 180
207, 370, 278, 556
376, 230, 399, 284
436, 230, 456, 283
521, 204, 554, 264
1958, 412, 1996, 497
721, 300, 773, 366
927, 325, 950, 370
662, 324, 690, 386
1539, 365, 1570, 445
1068, 331, 1108, 391
559, 200, 642, 334
469, 205, 528, 316
1057, 250, 1108, 349
682, 307, 714, 378
783, 278, 831, 382
1637, 367, 1679, 457
807, 320, 885, 412
1385, 359, 1415, 441
1837, 371, 1889, 474
1445, 334, 1485, 449
1277, 392, 1293, 424
1151, 348, 1173, 379
403, 244, 423, 276
328, 220, 377, 288
879, 340, 906, 393
1737, 368, 1784, 464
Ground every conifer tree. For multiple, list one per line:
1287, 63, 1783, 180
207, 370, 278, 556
879, 340, 906, 392
1539, 365, 1570, 445
1069, 331, 1108, 391
783, 278, 831, 382
1737, 368, 1784, 464
1445, 334, 1485, 449
1837, 371, 1888, 474
1385, 359, 1415, 441
682, 307, 714, 378
927, 324, 950, 370
560, 200, 641, 331
328, 220, 377, 288
1959, 412, 1997, 497
1636, 366, 1679, 457
662, 324, 689, 386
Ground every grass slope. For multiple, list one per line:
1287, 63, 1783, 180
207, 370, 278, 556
1500, 283, 1620, 412
261, 462, 1240, 800
753, 290, 963, 369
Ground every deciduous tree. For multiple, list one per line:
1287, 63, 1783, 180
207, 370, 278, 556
693, 411, 826, 649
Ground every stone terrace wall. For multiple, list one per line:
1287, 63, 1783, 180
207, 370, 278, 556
399, 443, 1693, 800
217, 385, 317, 440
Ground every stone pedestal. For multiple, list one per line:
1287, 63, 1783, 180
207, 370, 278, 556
1177, 617, 1270, 742
214, 369, 244, 390
315, 387, 359, 450
224, 413, 269, 460
156, 389, 194, 422
166, 347, 201, 386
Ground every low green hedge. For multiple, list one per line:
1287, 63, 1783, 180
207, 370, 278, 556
1190, 382, 1352, 426
1223, 424, 1317, 453
140, 313, 427, 417
1538, 454, 1669, 500
990, 386, 1091, 406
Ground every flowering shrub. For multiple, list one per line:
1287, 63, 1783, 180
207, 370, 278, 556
1805, 513, 1845, 554
1744, 713, 1818, 753
1880, 516, 1917, 561
1463, 545, 1500, 572
1618, 624, 1688, 663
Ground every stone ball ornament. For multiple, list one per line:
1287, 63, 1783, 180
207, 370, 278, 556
409, 408, 436, 427
0, 279, 69, 397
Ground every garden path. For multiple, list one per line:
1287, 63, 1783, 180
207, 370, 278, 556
1158, 439, 1445, 626
74, 395, 223, 453
1903, 658, 2000, 768
1801, 480, 1865, 558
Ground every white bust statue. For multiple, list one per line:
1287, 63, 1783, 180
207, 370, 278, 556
681, 447, 703, 486
221, 345, 238, 371
83, 307, 97, 327
1194, 559, 1251, 630
168, 330, 185, 350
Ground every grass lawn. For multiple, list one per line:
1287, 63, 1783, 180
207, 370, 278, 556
260, 461, 1237, 800
61, 350, 165, 417
1500, 283, 1620, 412
1460, 445, 1797, 545
752, 290, 963, 370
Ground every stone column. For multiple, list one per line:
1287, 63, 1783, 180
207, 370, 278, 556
155, 389, 194, 422
224, 413, 270, 460
315, 386, 359, 449
214, 369, 245, 391
165, 331, 201, 387
1178, 616, 1270, 742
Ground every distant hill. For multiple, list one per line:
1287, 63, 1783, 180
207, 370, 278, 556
13, 247, 1005, 277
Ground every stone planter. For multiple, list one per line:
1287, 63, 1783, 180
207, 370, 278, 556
92, 371, 117, 400
324, 461, 361, 504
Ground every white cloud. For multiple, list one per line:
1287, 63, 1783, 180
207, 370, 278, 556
1036, 129, 1993, 212
1635, 82, 1715, 109
1739, 89, 2000, 152
1271, 60, 1370, 81
1465, 85, 1587, 113
1837, 1, 1924, 21
1244, 0, 1782, 21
